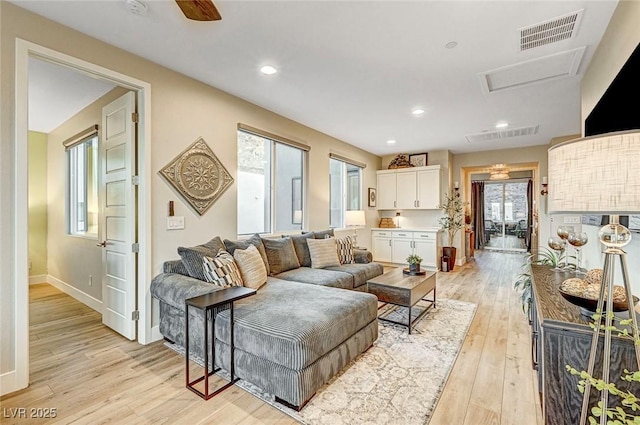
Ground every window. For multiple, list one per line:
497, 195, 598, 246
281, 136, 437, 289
329, 157, 362, 228
237, 128, 307, 235
66, 132, 99, 236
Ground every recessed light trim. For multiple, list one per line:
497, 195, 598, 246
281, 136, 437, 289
386, 139, 397, 145
445, 41, 458, 49
260, 65, 278, 75
412, 108, 425, 116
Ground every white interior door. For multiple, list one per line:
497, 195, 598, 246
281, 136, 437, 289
100, 91, 137, 340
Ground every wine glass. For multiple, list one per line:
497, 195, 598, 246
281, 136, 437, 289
568, 232, 589, 277
557, 226, 575, 270
548, 236, 566, 271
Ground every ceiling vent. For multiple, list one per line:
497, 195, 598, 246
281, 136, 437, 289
519, 10, 583, 51
478, 46, 585, 94
465, 125, 539, 144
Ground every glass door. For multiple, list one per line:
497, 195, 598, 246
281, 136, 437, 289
484, 180, 528, 252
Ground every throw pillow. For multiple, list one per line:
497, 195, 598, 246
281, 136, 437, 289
233, 245, 267, 290
307, 237, 341, 269
335, 235, 355, 264
291, 232, 315, 267
223, 233, 271, 275
313, 229, 335, 239
177, 236, 226, 281
261, 237, 301, 275
202, 249, 244, 287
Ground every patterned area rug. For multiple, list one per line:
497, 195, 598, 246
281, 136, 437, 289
166, 298, 476, 425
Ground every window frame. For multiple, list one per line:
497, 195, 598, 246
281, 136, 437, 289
65, 128, 99, 239
329, 156, 364, 229
237, 126, 309, 236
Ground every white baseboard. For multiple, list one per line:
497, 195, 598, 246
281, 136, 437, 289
47, 275, 103, 314
0, 370, 24, 397
150, 325, 163, 343
29, 274, 47, 285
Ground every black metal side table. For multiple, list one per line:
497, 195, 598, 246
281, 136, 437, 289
185, 286, 256, 400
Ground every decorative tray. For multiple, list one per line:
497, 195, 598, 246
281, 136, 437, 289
558, 288, 639, 313
403, 268, 427, 276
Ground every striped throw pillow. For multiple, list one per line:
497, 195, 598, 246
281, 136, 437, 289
335, 235, 355, 264
233, 244, 267, 290
202, 249, 244, 287
307, 237, 341, 269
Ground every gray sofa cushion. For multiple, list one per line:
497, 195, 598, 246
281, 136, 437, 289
276, 267, 353, 290
313, 229, 334, 239
325, 262, 384, 288
214, 278, 378, 370
177, 236, 226, 281
262, 237, 300, 275
224, 233, 271, 275
290, 232, 315, 267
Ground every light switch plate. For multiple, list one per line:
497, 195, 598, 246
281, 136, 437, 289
167, 216, 185, 230
563, 216, 581, 224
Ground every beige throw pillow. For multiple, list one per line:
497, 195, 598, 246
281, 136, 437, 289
307, 237, 341, 269
233, 245, 267, 290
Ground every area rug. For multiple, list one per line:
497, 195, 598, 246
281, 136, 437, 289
166, 298, 476, 425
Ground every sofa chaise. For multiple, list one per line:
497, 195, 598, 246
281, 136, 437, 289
151, 230, 384, 409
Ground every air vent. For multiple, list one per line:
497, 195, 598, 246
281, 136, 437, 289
519, 10, 583, 51
465, 125, 539, 144
478, 47, 585, 94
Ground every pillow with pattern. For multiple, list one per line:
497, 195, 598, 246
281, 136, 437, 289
335, 235, 355, 264
202, 249, 244, 287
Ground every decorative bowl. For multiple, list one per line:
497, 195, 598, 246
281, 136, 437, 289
558, 288, 639, 313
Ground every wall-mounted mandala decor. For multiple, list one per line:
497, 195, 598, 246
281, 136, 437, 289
160, 137, 234, 216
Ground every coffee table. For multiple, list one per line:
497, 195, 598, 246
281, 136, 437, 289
367, 268, 436, 334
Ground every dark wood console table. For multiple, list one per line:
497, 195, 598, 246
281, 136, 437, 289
530, 265, 640, 425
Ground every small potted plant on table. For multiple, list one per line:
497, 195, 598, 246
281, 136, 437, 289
406, 254, 423, 274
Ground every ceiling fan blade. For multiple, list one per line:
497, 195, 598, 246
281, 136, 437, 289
175, 0, 221, 21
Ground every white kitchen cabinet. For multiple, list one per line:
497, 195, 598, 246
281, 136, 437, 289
372, 229, 442, 270
372, 230, 392, 262
376, 173, 397, 210
391, 231, 413, 263
376, 165, 442, 210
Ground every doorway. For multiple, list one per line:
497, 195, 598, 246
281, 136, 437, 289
483, 180, 529, 252
11, 39, 153, 395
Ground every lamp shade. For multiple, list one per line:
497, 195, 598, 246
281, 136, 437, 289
547, 131, 640, 214
345, 210, 366, 227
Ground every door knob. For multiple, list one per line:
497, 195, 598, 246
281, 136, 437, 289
97, 241, 107, 247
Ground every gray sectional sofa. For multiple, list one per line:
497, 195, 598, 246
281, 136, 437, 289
150, 230, 383, 409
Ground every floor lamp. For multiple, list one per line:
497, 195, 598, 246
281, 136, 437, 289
547, 130, 640, 425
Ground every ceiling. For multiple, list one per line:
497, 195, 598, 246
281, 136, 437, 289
17, 0, 619, 155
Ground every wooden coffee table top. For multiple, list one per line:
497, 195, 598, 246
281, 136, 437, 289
367, 268, 436, 307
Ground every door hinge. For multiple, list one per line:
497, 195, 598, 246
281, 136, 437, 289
132, 175, 140, 185
132, 112, 139, 123
132, 310, 140, 321
132, 243, 140, 253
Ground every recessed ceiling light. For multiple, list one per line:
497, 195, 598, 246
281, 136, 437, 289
412, 108, 425, 116
260, 65, 278, 75
496, 122, 509, 129
386, 140, 397, 145
445, 41, 458, 49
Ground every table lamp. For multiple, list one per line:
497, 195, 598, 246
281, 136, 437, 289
547, 130, 640, 425
345, 210, 366, 247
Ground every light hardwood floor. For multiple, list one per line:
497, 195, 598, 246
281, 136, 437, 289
2, 250, 543, 425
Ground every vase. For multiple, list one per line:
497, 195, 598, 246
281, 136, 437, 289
442, 246, 457, 271
409, 263, 421, 273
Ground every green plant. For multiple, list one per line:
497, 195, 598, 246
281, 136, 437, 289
406, 254, 423, 265
513, 247, 566, 313
566, 311, 640, 424
438, 189, 468, 247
